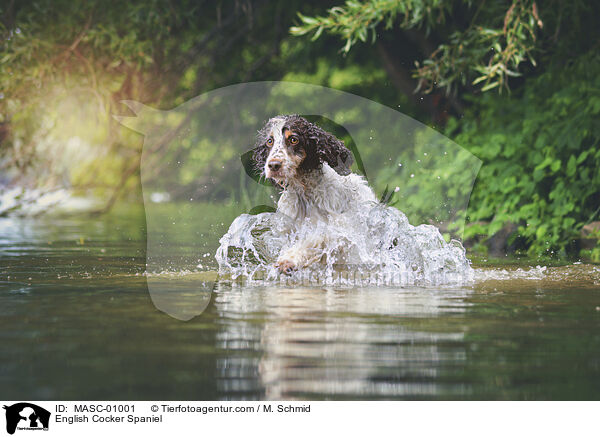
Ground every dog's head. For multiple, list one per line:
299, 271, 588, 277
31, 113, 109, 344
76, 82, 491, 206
253, 115, 354, 185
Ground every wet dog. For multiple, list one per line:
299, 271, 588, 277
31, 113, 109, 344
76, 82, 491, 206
253, 115, 376, 274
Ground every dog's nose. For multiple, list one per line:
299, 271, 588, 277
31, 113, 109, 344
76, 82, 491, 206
268, 160, 282, 172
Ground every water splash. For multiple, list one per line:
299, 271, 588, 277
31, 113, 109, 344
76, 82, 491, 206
216, 202, 473, 286
474, 264, 600, 289
474, 265, 548, 281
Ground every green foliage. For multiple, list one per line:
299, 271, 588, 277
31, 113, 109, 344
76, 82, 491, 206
581, 246, 600, 263
292, 0, 549, 94
291, 0, 452, 52
451, 50, 600, 257
417, 0, 543, 94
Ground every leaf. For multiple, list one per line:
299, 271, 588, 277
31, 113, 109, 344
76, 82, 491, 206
298, 13, 318, 25
357, 27, 367, 42
534, 157, 552, 171
311, 26, 324, 41
481, 81, 500, 91
343, 37, 353, 53
536, 225, 547, 240
472, 75, 488, 85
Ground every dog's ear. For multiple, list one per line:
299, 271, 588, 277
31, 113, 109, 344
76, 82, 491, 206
313, 128, 354, 176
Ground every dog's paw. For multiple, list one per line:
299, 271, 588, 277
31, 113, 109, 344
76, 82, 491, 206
275, 259, 296, 275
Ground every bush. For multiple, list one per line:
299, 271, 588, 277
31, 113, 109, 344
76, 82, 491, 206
450, 50, 600, 257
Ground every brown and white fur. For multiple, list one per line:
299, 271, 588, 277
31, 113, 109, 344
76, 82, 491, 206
253, 115, 377, 274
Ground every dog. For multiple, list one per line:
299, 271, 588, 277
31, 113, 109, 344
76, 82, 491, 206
252, 115, 377, 274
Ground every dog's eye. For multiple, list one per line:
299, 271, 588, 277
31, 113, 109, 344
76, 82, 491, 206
289, 136, 299, 145
266, 137, 274, 146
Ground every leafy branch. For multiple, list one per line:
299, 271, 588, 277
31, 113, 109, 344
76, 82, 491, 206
291, 0, 544, 94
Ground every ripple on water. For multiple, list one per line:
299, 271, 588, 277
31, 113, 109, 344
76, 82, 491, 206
473, 264, 600, 290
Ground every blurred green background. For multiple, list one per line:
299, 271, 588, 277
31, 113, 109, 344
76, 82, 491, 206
1, 0, 599, 260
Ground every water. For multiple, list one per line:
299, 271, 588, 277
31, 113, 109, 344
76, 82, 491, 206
1, 203, 599, 400
216, 204, 472, 286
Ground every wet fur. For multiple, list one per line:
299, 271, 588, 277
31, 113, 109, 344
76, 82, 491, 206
253, 115, 376, 273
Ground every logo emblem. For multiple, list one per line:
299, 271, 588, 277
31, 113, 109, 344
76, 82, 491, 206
3, 403, 50, 435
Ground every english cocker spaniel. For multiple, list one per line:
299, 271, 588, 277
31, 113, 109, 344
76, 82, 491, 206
253, 115, 377, 274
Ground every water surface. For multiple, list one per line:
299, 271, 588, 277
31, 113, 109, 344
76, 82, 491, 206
1, 204, 599, 400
